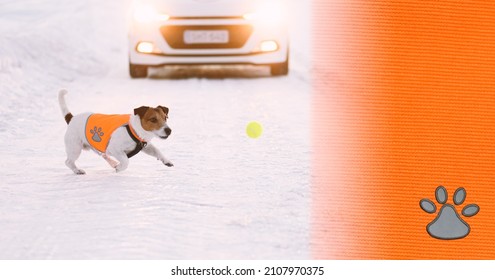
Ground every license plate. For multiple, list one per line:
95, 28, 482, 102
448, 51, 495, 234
183, 30, 229, 44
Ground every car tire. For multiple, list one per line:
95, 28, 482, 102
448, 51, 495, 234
129, 63, 148, 78
270, 57, 289, 76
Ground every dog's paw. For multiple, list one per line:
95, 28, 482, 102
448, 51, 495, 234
162, 160, 174, 167
115, 165, 127, 173
74, 169, 86, 175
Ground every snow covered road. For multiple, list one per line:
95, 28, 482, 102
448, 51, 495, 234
0, 0, 311, 259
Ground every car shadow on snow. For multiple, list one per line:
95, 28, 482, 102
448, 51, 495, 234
148, 65, 275, 79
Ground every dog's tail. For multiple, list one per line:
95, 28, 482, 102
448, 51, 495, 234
58, 89, 73, 124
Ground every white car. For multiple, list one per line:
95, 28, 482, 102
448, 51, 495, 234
128, 0, 289, 78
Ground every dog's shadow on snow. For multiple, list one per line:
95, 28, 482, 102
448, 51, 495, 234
148, 65, 274, 79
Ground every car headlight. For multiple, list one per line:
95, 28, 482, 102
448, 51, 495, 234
243, 0, 286, 27
132, 2, 169, 23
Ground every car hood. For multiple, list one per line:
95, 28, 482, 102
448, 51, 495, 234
153, 0, 262, 17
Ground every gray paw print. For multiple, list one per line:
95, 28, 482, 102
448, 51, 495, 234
90, 126, 104, 142
420, 186, 480, 240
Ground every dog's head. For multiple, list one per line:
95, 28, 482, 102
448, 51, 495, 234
134, 106, 171, 139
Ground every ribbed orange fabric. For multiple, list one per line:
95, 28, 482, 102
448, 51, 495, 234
85, 114, 131, 153
313, 1, 495, 259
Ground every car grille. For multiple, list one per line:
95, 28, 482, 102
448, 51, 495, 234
160, 25, 253, 49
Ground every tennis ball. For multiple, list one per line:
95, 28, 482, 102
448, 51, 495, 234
246, 121, 263, 139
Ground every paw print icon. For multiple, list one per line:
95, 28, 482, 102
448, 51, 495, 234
420, 186, 480, 240
90, 126, 104, 142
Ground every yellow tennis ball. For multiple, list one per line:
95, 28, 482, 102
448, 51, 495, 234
246, 121, 263, 138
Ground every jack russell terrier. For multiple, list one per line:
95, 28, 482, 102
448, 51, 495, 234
58, 89, 174, 174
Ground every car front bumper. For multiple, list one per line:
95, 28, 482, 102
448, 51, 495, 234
129, 18, 288, 66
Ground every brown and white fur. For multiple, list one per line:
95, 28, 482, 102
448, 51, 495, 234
58, 89, 173, 174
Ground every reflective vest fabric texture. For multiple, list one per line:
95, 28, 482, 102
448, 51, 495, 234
85, 114, 131, 153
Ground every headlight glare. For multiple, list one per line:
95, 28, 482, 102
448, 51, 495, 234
133, 3, 169, 23
136, 42, 155, 53
243, 1, 285, 26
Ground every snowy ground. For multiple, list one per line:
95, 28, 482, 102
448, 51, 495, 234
0, 0, 311, 259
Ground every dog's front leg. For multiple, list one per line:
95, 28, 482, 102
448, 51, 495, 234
142, 143, 174, 167
102, 153, 120, 169
105, 145, 129, 172
111, 152, 129, 172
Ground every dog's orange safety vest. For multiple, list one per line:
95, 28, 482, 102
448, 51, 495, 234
85, 114, 144, 155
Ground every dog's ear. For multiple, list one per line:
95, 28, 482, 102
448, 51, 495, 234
158, 106, 169, 115
134, 106, 150, 118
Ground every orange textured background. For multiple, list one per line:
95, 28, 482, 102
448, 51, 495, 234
312, 1, 495, 259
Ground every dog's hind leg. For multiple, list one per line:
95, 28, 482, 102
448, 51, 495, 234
65, 139, 86, 175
